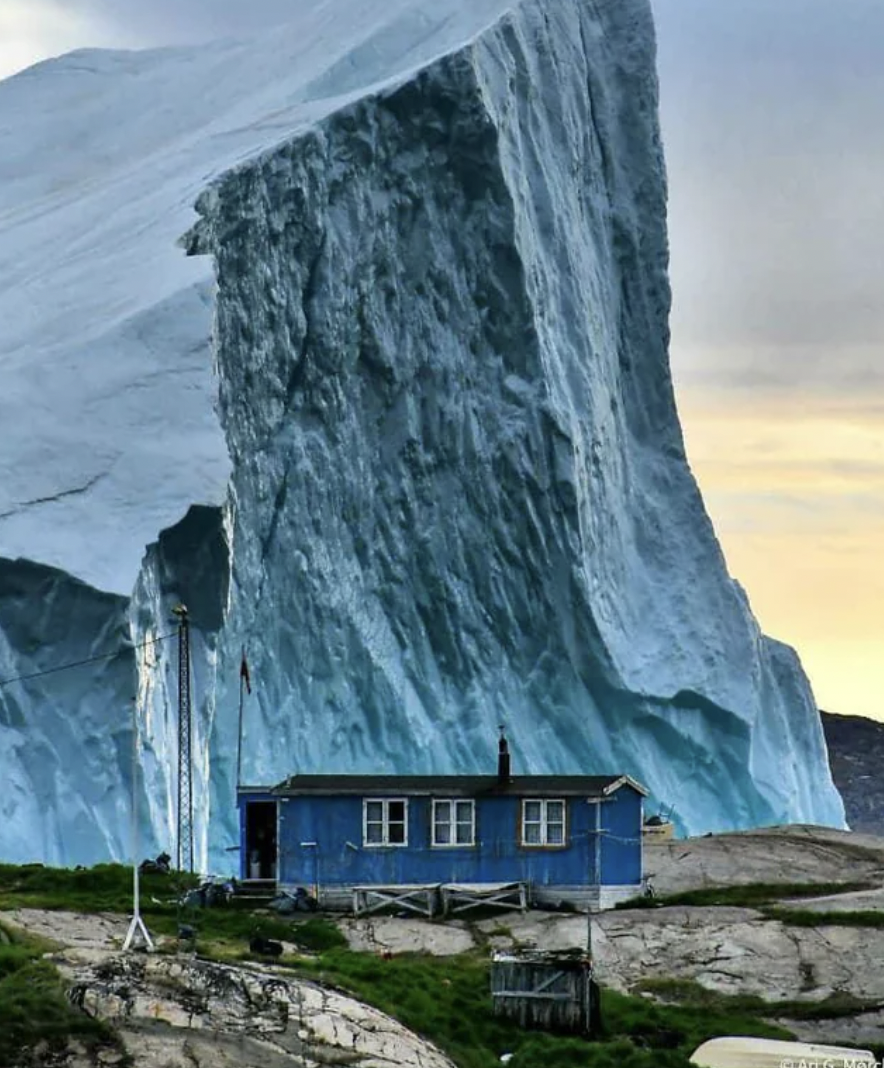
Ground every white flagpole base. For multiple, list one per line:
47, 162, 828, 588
122, 913, 154, 952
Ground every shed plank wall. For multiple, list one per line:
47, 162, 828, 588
491, 959, 593, 1034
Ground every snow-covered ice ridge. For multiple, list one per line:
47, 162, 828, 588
0, 0, 844, 866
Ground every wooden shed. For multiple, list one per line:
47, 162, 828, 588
490, 950, 600, 1035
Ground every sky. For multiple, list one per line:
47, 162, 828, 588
1, 0, 881, 721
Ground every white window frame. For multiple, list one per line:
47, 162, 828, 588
521, 798, 567, 847
431, 799, 476, 848
363, 798, 409, 847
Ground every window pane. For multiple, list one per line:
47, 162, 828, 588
388, 821, 405, 844
546, 801, 564, 822
547, 822, 564, 845
435, 822, 452, 845
455, 822, 473, 844
524, 801, 542, 823
366, 822, 383, 844
524, 822, 541, 845
455, 801, 472, 821
435, 801, 451, 822
366, 801, 383, 822
388, 800, 405, 822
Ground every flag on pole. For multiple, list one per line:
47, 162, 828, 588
240, 650, 251, 695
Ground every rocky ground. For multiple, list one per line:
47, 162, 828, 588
6, 824, 884, 1062
643, 823, 884, 894
3, 909, 455, 1068
330, 827, 884, 1048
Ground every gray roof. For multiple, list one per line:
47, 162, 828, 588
251, 773, 647, 799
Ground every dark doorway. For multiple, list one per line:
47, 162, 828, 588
245, 801, 277, 881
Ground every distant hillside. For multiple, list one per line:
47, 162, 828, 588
821, 711, 884, 835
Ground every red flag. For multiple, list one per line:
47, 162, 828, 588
240, 651, 251, 695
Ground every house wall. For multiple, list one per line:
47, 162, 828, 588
250, 787, 642, 891
599, 786, 643, 887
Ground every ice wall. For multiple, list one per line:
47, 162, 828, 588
189, 0, 844, 859
0, 0, 844, 866
0, 559, 135, 864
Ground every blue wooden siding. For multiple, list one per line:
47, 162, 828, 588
598, 786, 643, 886
240, 786, 642, 888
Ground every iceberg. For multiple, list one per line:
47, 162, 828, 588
0, 0, 844, 867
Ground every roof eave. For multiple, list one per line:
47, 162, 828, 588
602, 774, 649, 797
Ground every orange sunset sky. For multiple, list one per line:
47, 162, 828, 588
656, 0, 884, 722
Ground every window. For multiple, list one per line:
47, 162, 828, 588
363, 799, 408, 846
432, 799, 476, 847
521, 799, 566, 847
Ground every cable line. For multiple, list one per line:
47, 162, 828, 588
0, 631, 177, 688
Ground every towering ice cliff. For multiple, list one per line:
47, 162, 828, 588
0, 0, 844, 867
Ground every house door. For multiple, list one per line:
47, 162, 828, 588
245, 801, 277, 881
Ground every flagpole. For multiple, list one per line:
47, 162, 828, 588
124, 692, 154, 951
236, 645, 245, 790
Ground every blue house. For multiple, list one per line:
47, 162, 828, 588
237, 736, 647, 913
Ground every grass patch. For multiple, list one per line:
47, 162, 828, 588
602, 986, 788, 1052
766, 908, 884, 928
0, 862, 327, 955
0, 921, 125, 1066
508, 1035, 692, 1068
0, 864, 875, 1068
617, 882, 875, 911
485, 924, 515, 940
288, 916, 348, 952
631, 977, 883, 1021
631, 977, 767, 1014
0, 862, 197, 914
775, 992, 883, 1020
281, 948, 789, 1068
149, 907, 306, 942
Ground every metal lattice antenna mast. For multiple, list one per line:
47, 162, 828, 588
173, 604, 193, 874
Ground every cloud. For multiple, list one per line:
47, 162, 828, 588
0, 0, 138, 80
0, 0, 303, 80
8, 0, 296, 50
652, 0, 884, 392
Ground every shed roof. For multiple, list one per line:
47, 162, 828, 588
252, 773, 647, 799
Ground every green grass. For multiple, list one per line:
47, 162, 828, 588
286, 916, 348, 952
0, 921, 125, 1066
765, 907, 884, 928
508, 1035, 692, 1068
150, 906, 307, 941
617, 882, 875, 911
601, 987, 789, 1053
0, 863, 347, 954
0, 861, 197, 913
631, 977, 884, 1021
0, 864, 877, 1068
281, 948, 790, 1068
630, 978, 767, 1013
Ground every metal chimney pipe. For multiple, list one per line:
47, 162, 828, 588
498, 726, 511, 784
